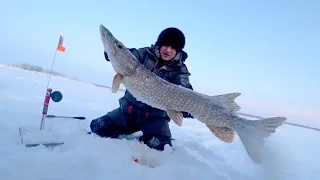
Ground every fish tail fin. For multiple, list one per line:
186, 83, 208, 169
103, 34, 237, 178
235, 116, 287, 164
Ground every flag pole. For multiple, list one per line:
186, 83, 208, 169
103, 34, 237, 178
40, 35, 65, 130
46, 49, 58, 90
40, 49, 58, 130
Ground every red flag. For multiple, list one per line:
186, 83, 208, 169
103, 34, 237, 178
57, 35, 66, 52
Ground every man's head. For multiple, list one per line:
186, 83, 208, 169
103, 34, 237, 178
155, 27, 185, 61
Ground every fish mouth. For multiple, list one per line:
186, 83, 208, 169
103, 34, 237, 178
99, 24, 116, 56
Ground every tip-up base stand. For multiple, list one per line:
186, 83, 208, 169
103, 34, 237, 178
19, 126, 64, 148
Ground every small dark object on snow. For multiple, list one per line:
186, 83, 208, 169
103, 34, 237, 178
46, 115, 86, 120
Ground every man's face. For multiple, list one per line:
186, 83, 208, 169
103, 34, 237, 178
160, 45, 177, 61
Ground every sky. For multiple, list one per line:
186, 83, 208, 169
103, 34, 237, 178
1, 0, 319, 125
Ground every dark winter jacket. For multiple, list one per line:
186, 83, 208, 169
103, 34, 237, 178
104, 45, 194, 119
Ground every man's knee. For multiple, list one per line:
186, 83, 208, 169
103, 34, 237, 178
90, 116, 111, 137
140, 119, 173, 151
139, 135, 172, 151
90, 109, 125, 138
90, 116, 108, 135
141, 119, 172, 138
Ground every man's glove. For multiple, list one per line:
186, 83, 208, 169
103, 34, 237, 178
182, 111, 194, 119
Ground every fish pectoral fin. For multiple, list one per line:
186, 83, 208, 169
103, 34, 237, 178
112, 73, 123, 93
167, 110, 183, 127
210, 92, 241, 113
205, 124, 235, 143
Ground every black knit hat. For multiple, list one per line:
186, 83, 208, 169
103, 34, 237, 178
155, 27, 185, 51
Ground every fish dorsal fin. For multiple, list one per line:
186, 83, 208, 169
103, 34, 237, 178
167, 110, 183, 127
205, 124, 235, 143
210, 93, 241, 113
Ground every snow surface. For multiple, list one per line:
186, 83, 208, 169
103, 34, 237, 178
0, 64, 319, 180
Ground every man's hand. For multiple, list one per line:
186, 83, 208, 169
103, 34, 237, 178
104, 51, 110, 61
182, 111, 193, 119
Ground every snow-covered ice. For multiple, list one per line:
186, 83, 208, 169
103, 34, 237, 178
0, 64, 319, 180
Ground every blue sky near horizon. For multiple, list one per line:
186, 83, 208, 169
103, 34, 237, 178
1, 0, 319, 125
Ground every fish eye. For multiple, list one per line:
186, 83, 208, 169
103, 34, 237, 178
117, 44, 123, 49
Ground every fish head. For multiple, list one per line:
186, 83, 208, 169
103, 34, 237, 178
99, 24, 138, 76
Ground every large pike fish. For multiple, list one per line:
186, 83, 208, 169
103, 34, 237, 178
99, 24, 287, 164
